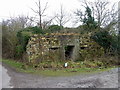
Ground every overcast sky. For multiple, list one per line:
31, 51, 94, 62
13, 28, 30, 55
0, 0, 119, 27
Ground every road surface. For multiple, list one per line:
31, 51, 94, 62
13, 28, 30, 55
1, 62, 119, 88
0, 62, 13, 89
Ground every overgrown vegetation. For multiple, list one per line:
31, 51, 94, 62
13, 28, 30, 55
48, 25, 63, 32
2, 19, 119, 70
1, 0, 119, 72
16, 26, 44, 58
2, 59, 116, 76
91, 31, 120, 56
2, 25, 45, 59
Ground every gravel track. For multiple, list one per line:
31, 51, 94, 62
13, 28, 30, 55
2, 63, 119, 88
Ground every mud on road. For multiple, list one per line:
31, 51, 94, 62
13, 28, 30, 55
2, 63, 119, 88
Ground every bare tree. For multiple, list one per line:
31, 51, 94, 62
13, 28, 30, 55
31, 0, 48, 28
18, 15, 29, 28
2, 19, 18, 58
42, 16, 56, 29
93, 0, 119, 28
7, 15, 33, 31
75, 0, 119, 29
55, 5, 71, 27
118, 1, 120, 34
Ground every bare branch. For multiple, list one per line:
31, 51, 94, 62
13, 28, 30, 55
30, 8, 39, 14
55, 5, 71, 27
30, 0, 48, 28
75, 0, 118, 28
41, 2, 48, 15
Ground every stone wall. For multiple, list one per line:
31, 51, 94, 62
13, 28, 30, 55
26, 32, 104, 64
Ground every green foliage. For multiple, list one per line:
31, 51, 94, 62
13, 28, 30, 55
48, 25, 63, 32
29, 26, 44, 34
17, 26, 44, 34
17, 31, 31, 52
2, 30, 19, 58
118, 35, 120, 55
83, 61, 101, 68
38, 61, 63, 69
91, 31, 112, 52
16, 26, 44, 56
91, 31, 120, 56
83, 7, 98, 30
96, 56, 119, 66
15, 45, 24, 57
110, 35, 120, 55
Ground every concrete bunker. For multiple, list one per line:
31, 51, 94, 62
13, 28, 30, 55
26, 33, 80, 63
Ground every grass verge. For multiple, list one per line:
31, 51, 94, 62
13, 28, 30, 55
1, 59, 116, 77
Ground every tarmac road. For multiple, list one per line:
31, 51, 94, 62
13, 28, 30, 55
1, 63, 119, 88
0, 62, 13, 89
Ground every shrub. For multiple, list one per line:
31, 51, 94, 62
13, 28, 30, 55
17, 31, 31, 52
96, 56, 118, 66
91, 31, 112, 53
83, 61, 98, 68
17, 26, 44, 52
29, 26, 44, 34
15, 45, 24, 58
91, 31, 120, 56
48, 25, 63, 32
118, 35, 120, 56
37, 61, 64, 69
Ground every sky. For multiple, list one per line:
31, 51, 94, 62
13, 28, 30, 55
0, 0, 119, 27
